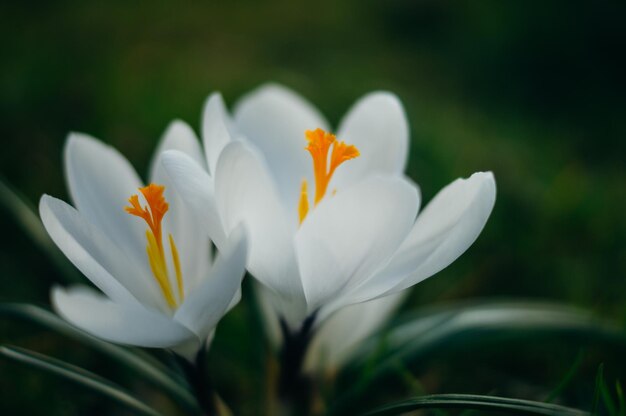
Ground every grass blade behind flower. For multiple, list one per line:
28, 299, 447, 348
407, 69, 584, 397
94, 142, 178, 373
0, 176, 81, 282
361, 393, 590, 416
0, 302, 198, 412
0, 345, 163, 416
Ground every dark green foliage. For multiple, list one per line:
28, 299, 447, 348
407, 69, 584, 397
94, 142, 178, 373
1, 1, 625, 414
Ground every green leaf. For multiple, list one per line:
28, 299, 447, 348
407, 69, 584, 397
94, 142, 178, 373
0, 345, 163, 416
354, 301, 625, 374
361, 394, 590, 416
616, 381, 625, 416
0, 176, 80, 282
332, 301, 626, 414
545, 350, 585, 403
0, 302, 198, 412
592, 364, 605, 414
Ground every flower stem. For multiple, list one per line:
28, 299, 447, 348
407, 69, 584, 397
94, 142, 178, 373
178, 350, 218, 416
278, 313, 317, 415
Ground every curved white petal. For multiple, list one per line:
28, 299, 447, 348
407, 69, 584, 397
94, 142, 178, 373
295, 176, 419, 313
352, 172, 496, 301
64, 133, 147, 265
332, 92, 409, 189
40, 195, 164, 310
52, 286, 197, 348
149, 119, 205, 180
161, 150, 226, 249
150, 123, 212, 293
215, 142, 304, 313
174, 225, 247, 340
305, 291, 407, 373
202, 92, 235, 175
233, 83, 330, 209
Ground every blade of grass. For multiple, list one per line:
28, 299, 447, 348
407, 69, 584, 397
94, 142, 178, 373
592, 364, 622, 416
616, 381, 625, 416
600, 375, 617, 416
0, 176, 80, 282
545, 350, 585, 403
592, 364, 604, 414
0, 345, 163, 416
0, 302, 198, 412
361, 393, 590, 416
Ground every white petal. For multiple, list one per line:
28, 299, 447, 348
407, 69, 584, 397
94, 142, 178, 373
149, 120, 205, 180
174, 225, 247, 340
215, 142, 304, 312
353, 172, 496, 301
295, 176, 419, 313
150, 123, 212, 294
40, 195, 164, 310
202, 92, 235, 175
161, 150, 226, 248
233, 83, 330, 209
332, 92, 409, 189
64, 133, 147, 265
52, 286, 197, 348
305, 291, 407, 373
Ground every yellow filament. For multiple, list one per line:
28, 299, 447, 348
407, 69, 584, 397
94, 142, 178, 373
146, 230, 177, 308
298, 180, 310, 224
169, 234, 184, 304
299, 128, 359, 223
125, 183, 184, 309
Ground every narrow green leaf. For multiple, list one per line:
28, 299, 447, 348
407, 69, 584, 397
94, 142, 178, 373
600, 375, 617, 416
0, 177, 80, 282
332, 301, 626, 414
0, 303, 198, 412
356, 301, 625, 374
616, 381, 625, 416
361, 394, 590, 416
545, 350, 585, 403
0, 345, 162, 416
593, 364, 605, 414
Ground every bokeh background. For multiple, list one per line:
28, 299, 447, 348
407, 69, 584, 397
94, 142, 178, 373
1, 1, 625, 415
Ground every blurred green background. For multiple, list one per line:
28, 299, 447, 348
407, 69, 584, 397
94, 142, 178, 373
1, 1, 625, 415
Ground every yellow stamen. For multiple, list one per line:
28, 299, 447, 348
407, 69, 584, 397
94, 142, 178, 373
298, 180, 310, 224
299, 128, 359, 223
125, 183, 184, 309
146, 230, 176, 308
169, 234, 184, 304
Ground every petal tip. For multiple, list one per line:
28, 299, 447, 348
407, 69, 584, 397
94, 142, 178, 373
203, 91, 228, 123
234, 82, 307, 118
204, 91, 225, 108
65, 132, 101, 152
470, 171, 497, 197
164, 118, 193, 134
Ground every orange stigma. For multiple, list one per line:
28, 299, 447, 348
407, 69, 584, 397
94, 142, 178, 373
298, 128, 359, 223
125, 184, 184, 309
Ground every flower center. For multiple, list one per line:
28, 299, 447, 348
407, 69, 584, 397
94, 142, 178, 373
298, 128, 360, 223
125, 183, 184, 309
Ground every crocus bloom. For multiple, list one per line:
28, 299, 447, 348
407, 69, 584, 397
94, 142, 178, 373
163, 84, 496, 332
40, 123, 247, 359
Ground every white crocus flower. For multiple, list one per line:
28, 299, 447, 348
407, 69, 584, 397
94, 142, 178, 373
40, 123, 247, 360
163, 84, 496, 335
